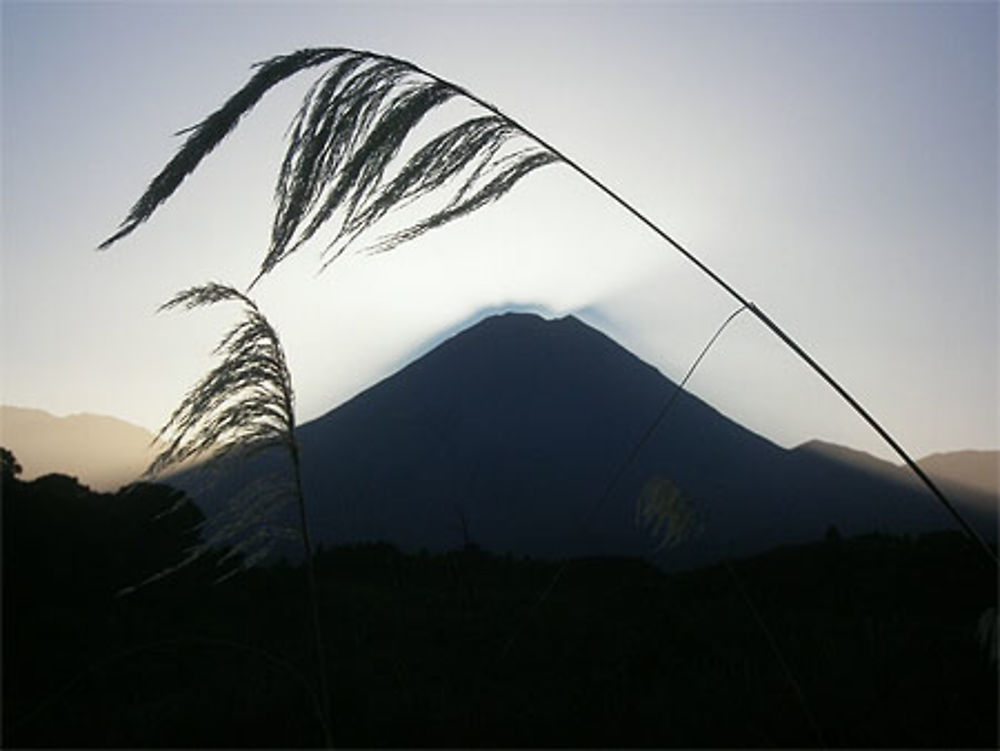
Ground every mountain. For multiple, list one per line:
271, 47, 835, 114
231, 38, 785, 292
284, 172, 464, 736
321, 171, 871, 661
917, 450, 998, 499
795, 440, 999, 514
792, 439, 901, 478
180, 312, 997, 569
0, 406, 157, 492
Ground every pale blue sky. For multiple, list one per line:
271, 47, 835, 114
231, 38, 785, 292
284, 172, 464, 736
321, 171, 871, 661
1, 1, 997, 462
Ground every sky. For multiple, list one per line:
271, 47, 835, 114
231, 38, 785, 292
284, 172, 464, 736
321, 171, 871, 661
1, 1, 997, 463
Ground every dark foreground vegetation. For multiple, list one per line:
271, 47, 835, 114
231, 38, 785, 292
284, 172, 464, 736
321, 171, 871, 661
3, 465, 996, 748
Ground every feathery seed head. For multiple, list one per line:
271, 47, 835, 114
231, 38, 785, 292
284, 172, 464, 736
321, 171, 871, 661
140, 283, 298, 581
101, 48, 561, 285
636, 476, 705, 552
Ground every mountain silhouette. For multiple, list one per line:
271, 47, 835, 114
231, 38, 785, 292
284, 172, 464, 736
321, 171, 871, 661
917, 450, 999, 499
183, 312, 997, 569
795, 440, 999, 513
0, 406, 158, 491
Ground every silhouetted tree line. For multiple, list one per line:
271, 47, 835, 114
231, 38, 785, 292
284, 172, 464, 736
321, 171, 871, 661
2, 448, 996, 748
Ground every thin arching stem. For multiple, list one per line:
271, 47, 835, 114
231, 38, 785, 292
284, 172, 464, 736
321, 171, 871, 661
147, 283, 335, 745
289, 438, 333, 748
354, 48, 995, 565
275, 311, 333, 747
501, 304, 748, 660
724, 560, 826, 746
103, 47, 994, 565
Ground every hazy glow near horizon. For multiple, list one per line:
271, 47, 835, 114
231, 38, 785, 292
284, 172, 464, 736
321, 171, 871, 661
1, 1, 997, 463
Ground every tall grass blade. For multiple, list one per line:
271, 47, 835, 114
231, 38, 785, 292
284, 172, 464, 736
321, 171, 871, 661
144, 282, 333, 745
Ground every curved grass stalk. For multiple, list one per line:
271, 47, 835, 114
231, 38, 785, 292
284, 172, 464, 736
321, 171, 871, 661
101, 48, 996, 565
146, 282, 333, 747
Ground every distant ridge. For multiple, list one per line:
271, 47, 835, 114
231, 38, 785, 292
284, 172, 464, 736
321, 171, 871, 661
796, 440, 999, 493
917, 450, 999, 498
795, 440, 998, 513
0, 406, 157, 491
793, 439, 898, 477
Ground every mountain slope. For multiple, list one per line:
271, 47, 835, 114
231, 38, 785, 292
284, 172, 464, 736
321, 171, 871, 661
795, 440, 999, 515
0, 406, 157, 491
917, 450, 998, 499
276, 313, 993, 569
175, 312, 994, 569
